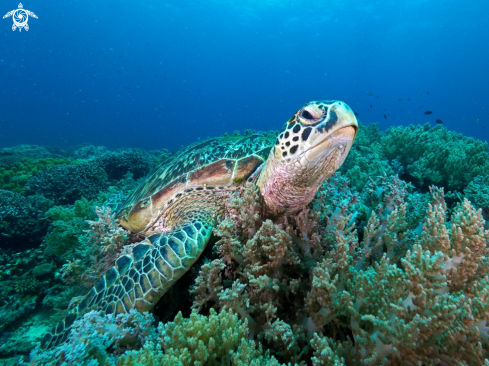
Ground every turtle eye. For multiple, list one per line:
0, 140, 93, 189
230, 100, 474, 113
301, 110, 314, 120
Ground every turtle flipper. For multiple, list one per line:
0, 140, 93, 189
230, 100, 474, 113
2, 10, 14, 19
26, 10, 38, 18
40, 210, 215, 350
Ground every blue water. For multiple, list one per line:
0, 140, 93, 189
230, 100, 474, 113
1, 0, 488, 151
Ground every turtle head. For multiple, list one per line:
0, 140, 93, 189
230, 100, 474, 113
257, 100, 358, 216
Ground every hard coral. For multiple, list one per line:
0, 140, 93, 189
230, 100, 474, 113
24, 163, 108, 204
94, 149, 155, 181
0, 190, 53, 249
73, 145, 108, 160
0, 246, 54, 339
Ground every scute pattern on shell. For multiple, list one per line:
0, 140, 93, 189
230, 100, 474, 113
118, 133, 274, 216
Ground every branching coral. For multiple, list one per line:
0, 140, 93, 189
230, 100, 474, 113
189, 175, 489, 365
73, 145, 108, 160
27, 308, 280, 366
38, 196, 133, 317
28, 309, 156, 366
52, 203, 131, 292
72, 206, 131, 288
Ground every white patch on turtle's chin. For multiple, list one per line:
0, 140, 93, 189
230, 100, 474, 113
303, 126, 356, 163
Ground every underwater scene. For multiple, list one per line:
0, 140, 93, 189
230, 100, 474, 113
1, 0, 489, 365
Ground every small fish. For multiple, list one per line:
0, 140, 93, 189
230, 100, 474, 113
476, 119, 480, 123
408, 98, 411, 101
367, 91, 374, 96
370, 104, 372, 108
354, 112, 359, 116
398, 99, 402, 101
427, 92, 430, 95
424, 111, 433, 115
435, 119, 443, 124
384, 114, 387, 119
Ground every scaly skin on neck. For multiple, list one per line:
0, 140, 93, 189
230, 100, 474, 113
257, 100, 357, 216
256, 158, 319, 217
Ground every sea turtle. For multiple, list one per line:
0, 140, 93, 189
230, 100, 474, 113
41, 100, 358, 350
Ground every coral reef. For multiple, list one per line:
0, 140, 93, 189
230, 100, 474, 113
0, 145, 64, 159
42, 197, 99, 259
24, 163, 109, 204
0, 190, 54, 249
40, 196, 132, 308
465, 175, 489, 222
373, 123, 489, 191
189, 177, 489, 364
93, 149, 156, 181
340, 122, 394, 192
0, 157, 76, 194
0, 196, 133, 361
19, 173, 489, 365
59, 205, 131, 291
73, 145, 108, 160
0, 144, 165, 363
27, 307, 279, 365
0, 247, 54, 335
1, 125, 489, 365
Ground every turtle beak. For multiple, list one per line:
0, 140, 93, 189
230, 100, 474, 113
304, 102, 358, 162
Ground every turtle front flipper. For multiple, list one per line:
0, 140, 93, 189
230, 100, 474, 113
40, 209, 215, 350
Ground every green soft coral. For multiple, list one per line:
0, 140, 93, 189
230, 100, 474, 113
0, 157, 77, 194
341, 122, 394, 192
465, 175, 489, 222
43, 197, 98, 258
374, 123, 489, 191
158, 308, 279, 365
27, 308, 280, 366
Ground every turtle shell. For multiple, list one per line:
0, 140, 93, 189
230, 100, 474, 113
117, 133, 274, 232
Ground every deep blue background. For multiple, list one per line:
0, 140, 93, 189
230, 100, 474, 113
1, 0, 488, 152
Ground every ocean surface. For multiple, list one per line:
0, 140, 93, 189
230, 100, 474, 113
1, 0, 488, 150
